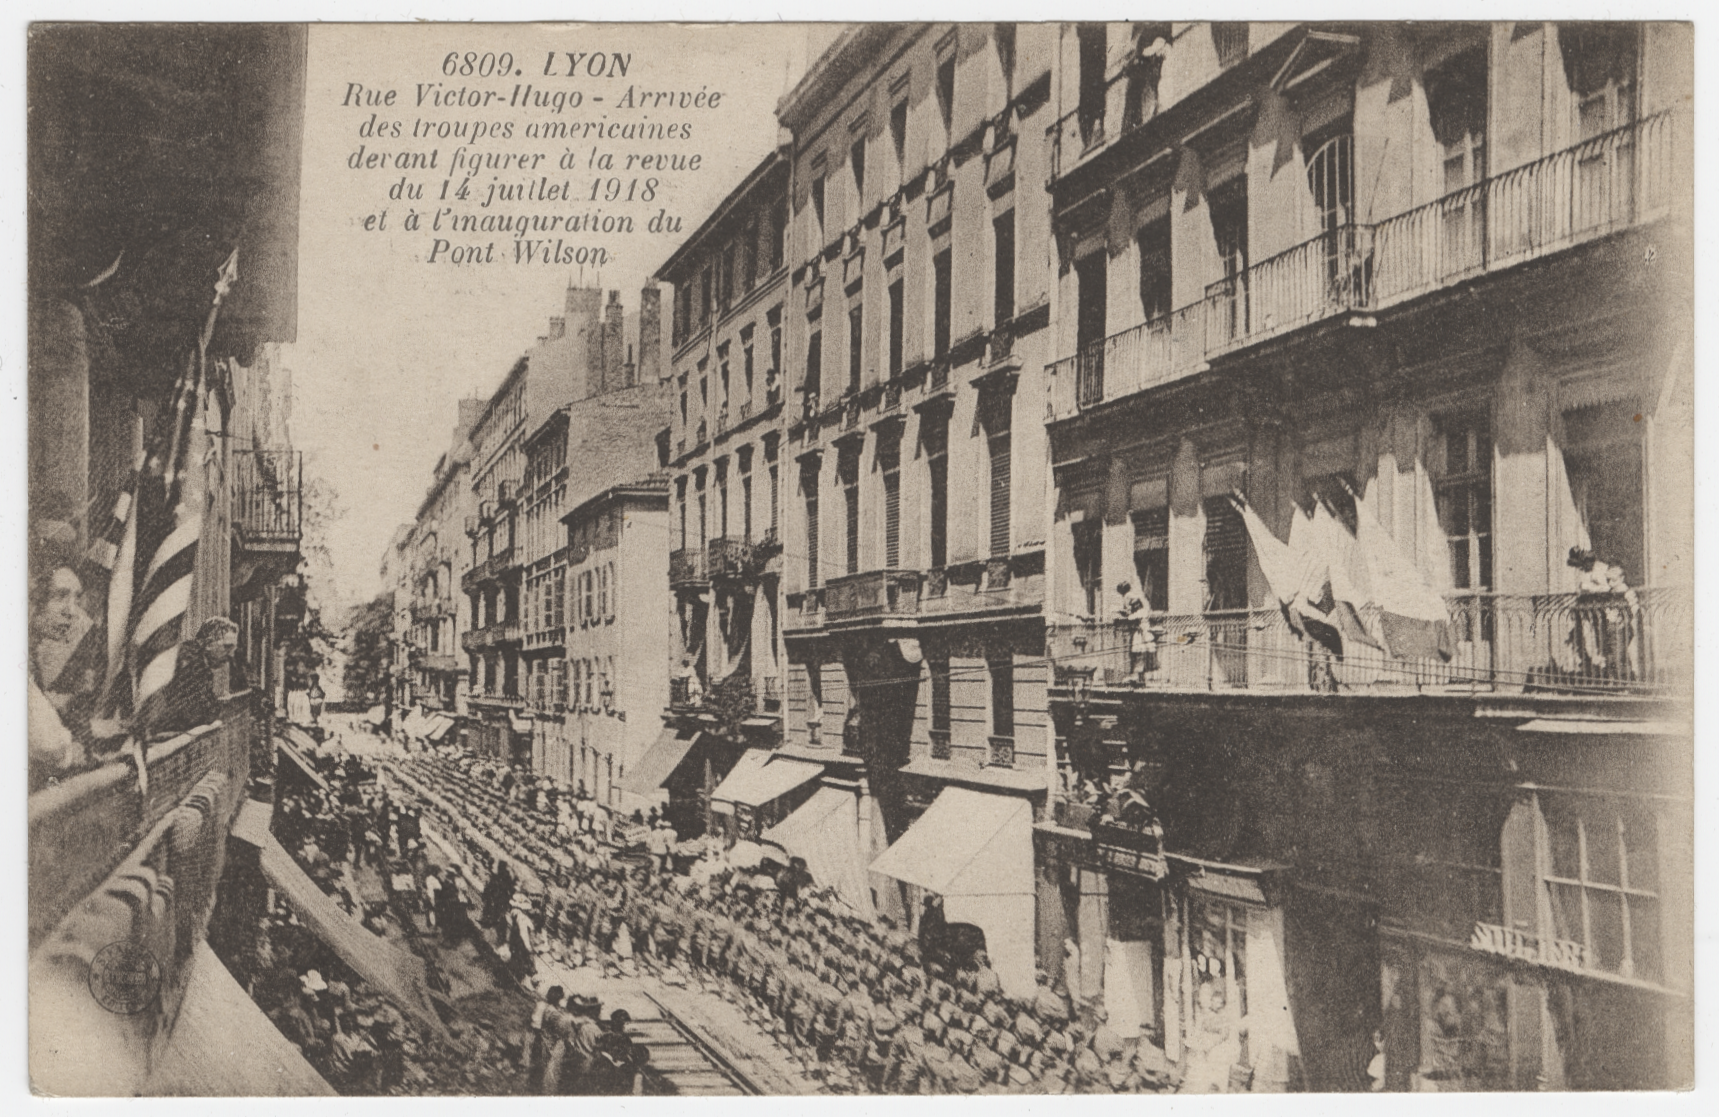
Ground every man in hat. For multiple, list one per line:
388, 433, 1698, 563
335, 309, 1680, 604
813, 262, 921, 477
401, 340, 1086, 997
562, 994, 603, 1093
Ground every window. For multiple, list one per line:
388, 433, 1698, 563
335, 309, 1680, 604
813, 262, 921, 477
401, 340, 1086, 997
553, 658, 567, 709
1562, 403, 1644, 585
584, 568, 597, 621
996, 23, 1017, 97
888, 278, 905, 377
698, 266, 712, 329
1137, 217, 1171, 322
811, 173, 826, 244
850, 135, 867, 209
929, 654, 952, 758
678, 376, 689, 428
993, 210, 1016, 324
719, 352, 731, 412
1543, 795, 1662, 982
697, 489, 708, 545
1305, 128, 1356, 283
740, 216, 758, 293
1437, 414, 1492, 591
717, 241, 735, 312
1212, 22, 1249, 70
769, 198, 788, 269
1203, 494, 1249, 612
891, 99, 908, 182
1561, 24, 1638, 232
1427, 48, 1489, 192
741, 469, 754, 540
606, 563, 617, 621
927, 421, 949, 569
989, 424, 1012, 557
937, 53, 956, 145
1133, 506, 1169, 612
1076, 249, 1109, 405
597, 563, 608, 619
742, 326, 756, 402
1073, 519, 1103, 617
769, 460, 780, 538
805, 329, 823, 404
1078, 24, 1107, 145
1192, 898, 1249, 1022
1208, 176, 1249, 341
770, 319, 783, 381
848, 303, 864, 393
881, 438, 902, 569
804, 467, 821, 588
933, 249, 953, 358
989, 655, 1015, 738
841, 448, 861, 575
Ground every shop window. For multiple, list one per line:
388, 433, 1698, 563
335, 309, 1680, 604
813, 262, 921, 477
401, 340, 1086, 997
1542, 795, 1662, 983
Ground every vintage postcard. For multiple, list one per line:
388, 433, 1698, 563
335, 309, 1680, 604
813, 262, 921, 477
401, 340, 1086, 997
24, 17, 1693, 1097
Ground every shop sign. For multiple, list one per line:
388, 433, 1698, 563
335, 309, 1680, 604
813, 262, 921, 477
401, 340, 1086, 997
1469, 922, 1590, 973
1094, 841, 1169, 880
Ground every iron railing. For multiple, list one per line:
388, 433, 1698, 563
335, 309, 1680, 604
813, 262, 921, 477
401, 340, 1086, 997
1049, 111, 1680, 421
1046, 587, 1689, 697
233, 449, 302, 544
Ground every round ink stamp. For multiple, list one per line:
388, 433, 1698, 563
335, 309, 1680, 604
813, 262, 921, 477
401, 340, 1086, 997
88, 942, 162, 1015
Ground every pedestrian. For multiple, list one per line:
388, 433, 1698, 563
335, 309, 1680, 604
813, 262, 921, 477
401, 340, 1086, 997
536, 987, 575, 1096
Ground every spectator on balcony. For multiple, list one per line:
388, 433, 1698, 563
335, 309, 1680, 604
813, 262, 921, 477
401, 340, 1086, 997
152, 616, 244, 739
676, 657, 705, 705
1567, 546, 1641, 680
29, 556, 96, 789
1114, 582, 1150, 684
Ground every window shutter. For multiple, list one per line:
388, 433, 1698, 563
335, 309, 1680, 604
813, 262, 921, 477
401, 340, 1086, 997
989, 431, 1012, 557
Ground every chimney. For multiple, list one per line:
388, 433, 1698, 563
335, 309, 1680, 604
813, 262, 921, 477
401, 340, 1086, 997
603, 290, 625, 394
637, 285, 662, 385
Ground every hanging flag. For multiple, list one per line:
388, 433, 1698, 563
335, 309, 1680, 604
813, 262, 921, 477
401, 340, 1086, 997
1350, 481, 1453, 661
97, 249, 239, 737
1309, 499, 1384, 653
1232, 495, 1344, 656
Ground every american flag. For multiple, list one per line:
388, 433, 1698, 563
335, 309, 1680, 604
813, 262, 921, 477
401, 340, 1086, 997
94, 249, 239, 741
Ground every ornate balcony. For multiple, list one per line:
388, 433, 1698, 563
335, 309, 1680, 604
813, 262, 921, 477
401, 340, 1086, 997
708, 536, 765, 582
460, 620, 520, 651
462, 545, 516, 590
232, 449, 302, 552
823, 568, 922, 623
669, 546, 708, 589
1049, 111, 1683, 421
1045, 587, 1690, 698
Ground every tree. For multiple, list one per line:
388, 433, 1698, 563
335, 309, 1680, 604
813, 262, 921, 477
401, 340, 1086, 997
341, 591, 395, 707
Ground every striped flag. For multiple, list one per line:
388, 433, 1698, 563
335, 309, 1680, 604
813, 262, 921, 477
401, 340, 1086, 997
99, 249, 239, 738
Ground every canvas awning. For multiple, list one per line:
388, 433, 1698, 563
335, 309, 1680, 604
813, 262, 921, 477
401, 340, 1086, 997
869, 786, 1036, 997
710, 749, 822, 809
146, 941, 336, 1096
763, 785, 869, 914
275, 736, 328, 790
616, 728, 701, 797
425, 714, 456, 741
258, 834, 451, 1043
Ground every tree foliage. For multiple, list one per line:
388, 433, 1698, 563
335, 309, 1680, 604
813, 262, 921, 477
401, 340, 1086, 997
341, 591, 395, 705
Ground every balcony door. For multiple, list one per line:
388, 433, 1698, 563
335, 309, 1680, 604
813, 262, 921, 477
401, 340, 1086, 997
1076, 250, 1108, 407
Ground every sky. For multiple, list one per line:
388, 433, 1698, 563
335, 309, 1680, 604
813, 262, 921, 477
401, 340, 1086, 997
287, 22, 841, 613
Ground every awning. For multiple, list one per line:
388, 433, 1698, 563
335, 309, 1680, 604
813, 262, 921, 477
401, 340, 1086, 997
763, 785, 869, 915
870, 786, 1036, 997
146, 941, 336, 1096
230, 799, 274, 848
709, 749, 822, 809
508, 712, 533, 735
283, 724, 322, 756
258, 834, 451, 1043
425, 714, 455, 741
616, 728, 702, 797
275, 736, 328, 791
364, 705, 385, 725
1516, 718, 1686, 736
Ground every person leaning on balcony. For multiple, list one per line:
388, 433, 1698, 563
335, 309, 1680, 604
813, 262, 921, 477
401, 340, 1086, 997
152, 616, 243, 738
28, 553, 95, 789
1567, 546, 1641, 679
1114, 582, 1149, 683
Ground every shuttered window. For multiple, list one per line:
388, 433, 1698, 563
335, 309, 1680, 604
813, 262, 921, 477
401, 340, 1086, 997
845, 481, 861, 575
927, 424, 949, 569
989, 429, 1012, 557
1202, 495, 1249, 611
1132, 507, 1169, 612
806, 489, 821, 588
881, 440, 901, 568
930, 656, 952, 731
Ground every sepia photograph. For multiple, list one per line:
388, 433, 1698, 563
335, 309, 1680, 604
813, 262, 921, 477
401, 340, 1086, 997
22, 13, 1695, 1098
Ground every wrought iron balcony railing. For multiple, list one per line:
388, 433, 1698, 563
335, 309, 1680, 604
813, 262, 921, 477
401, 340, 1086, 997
1046, 587, 1689, 698
233, 448, 302, 546
1049, 111, 1682, 421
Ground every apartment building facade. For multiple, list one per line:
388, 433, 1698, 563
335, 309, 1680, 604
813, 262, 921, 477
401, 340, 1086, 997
400, 402, 480, 716
1036, 21, 1691, 1091
765, 23, 1062, 996
644, 150, 794, 839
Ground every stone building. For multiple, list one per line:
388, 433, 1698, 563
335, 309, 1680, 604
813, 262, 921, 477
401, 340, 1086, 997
1034, 21, 1691, 1091
640, 149, 795, 840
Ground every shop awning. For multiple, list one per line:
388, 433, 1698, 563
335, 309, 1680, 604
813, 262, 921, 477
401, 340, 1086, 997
710, 749, 822, 809
870, 786, 1036, 997
425, 714, 456, 741
616, 728, 701, 797
763, 785, 868, 914
146, 941, 336, 1096
257, 834, 451, 1043
230, 798, 273, 848
275, 736, 328, 790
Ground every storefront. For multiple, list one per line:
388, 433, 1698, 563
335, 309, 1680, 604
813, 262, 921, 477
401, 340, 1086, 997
707, 749, 823, 842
